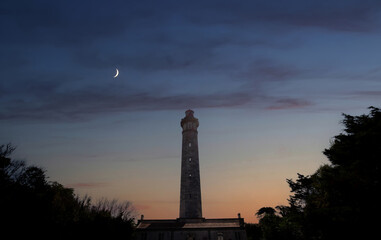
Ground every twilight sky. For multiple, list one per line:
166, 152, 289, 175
1, 0, 381, 223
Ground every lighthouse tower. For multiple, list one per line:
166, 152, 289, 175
136, 109, 247, 240
179, 109, 203, 219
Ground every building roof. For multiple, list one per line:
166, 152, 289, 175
136, 218, 244, 231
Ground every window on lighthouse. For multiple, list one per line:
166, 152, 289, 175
217, 233, 224, 240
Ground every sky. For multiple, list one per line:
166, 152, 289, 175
1, 0, 381, 223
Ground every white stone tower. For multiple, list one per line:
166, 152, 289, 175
179, 109, 202, 219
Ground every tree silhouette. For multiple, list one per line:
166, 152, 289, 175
256, 207, 276, 218
255, 107, 381, 240
0, 143, 136, 238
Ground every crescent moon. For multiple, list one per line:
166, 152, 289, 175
113, 68, 119, 78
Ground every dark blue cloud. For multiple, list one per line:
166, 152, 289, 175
3, 0, 379, 48
1, 0, 380, 121
186, 0, 381, 32
0, 81, 254, 121
266, 98, 313, 110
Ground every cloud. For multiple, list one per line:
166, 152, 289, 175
266, 98, 313, 110
187, 0, 381, 33
238, 58, 304, 83
347, 91, 381, 101
4, 0, 378, 81
0, 76, 317, 120
65, 182, 108, 189
4, 0, 378, 55
0, 0, 142, 46
0, 79, 254, 121
134, 204, 151, 211
257, 1, 381, 32
2, 0, 377, 122
0, 54, 319, 122
353, 91, 381, 96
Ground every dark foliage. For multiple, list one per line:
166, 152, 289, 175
0, 144, 135, 239
245, 223, 261, 240
254, 107, 381, 240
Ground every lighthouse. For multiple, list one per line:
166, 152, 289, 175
179, 109, 202, 219
135, 110, 247, 240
